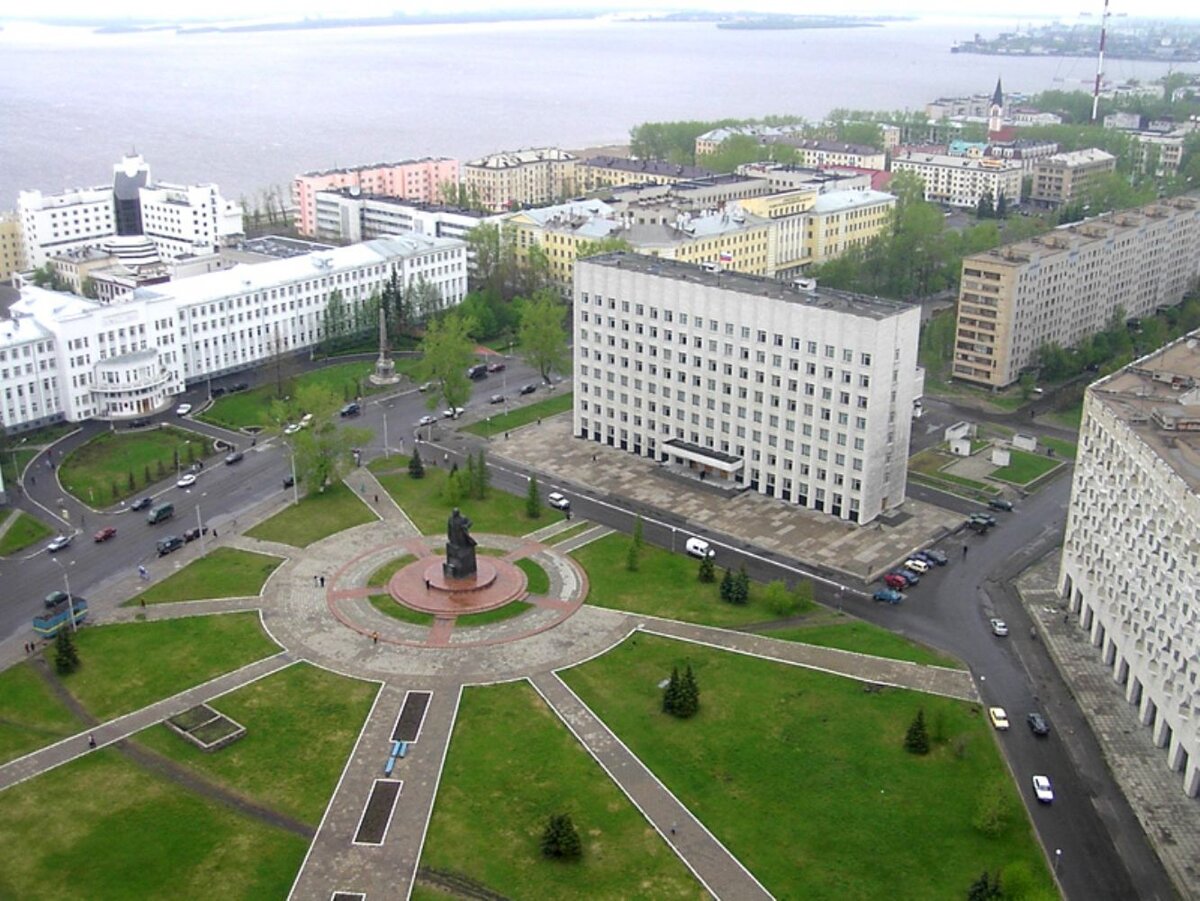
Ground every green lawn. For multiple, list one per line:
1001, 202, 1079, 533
135, 663, 377, 825
763, 620, 964, 669
420, 681, 703, 899
562, 634, 1054, 900
198, 361, 377, 431
1041, 436, 1078, 460
0, 662, 84, 765
372, 457, 564, 536
58, 427, 213, 505
367, 594, 436, 626
51, 613, 280, 721
1043, 402, 1083, 432
464, 392, 574, 438
246, 481, 374, 547
455, 601, 534, 627
0, 750, 306, 900
0, 511, 54, 556
125, 548, 283, 606
990, 449, 1062, 486
367, 553, 417, 589
2, 447, 39, 485
572, 533, 775, 627
517, 558, 550, 595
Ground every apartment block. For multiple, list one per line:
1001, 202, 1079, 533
890, 152, 1024, 208
573, 254, 922, 524
0, 212, 27, 281
1030, 149, 1117, 208
1058, 334, 1200, 797
292, 158, 460, 237
953, 194, 1200, 388
776, 139, 887, 172
577, 157, 715, 191
462, 148, 577, 213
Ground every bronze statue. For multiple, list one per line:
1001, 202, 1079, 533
444, 507, 477, 578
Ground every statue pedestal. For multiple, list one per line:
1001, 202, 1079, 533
369, 356, 399, 386
443, 542, 478, 580
389, 558, 518, 615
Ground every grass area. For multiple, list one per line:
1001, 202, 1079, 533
463, 392, 574, 438
372, 457, 563, 536
562, 633, 1054, 900
543, 522, 592, 545
15, 421, 77, 446
908, 448, 1000, 499
517, 558, 550, 595
367, 594, 436, 626
246, 481, 374, 547
990, 449, 1062, 486
419, 681, 702, 899
0, 662, 83, 765
51, 613, 280, 721
197, 361, 380, 431
2, 447, 39, 485
58, 426, 213, 505
0, 511, 54, 556
908, 448, 958, 476
1043, 403, 1083, 432
763, 620, 964, 669
0, 750, 306, 900
136, 662, 377, 825
124, 548, 283, 606
1041, 436, 1078, 460
367, 554, 416, 589
572, 533, 776, 627
455, 601, 533, 627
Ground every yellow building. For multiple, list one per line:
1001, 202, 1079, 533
577, 157, 716, 191
0, 212, 27, 280
463, 148, 577, 213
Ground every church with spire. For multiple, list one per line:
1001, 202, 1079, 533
987, 77, 1017, 141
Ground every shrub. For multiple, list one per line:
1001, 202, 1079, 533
904, 708, 930, 755
540, 812, 582, 860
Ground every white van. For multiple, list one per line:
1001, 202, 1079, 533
685, 537, 715, 559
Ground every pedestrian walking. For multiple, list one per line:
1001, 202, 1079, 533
425, 577, 431, 591
504, 431, 509, 439
138, 564, 148, 581
29, 475, 35, 486
313, 575, 319, 587
372, 631, 379, 644
962, 544, 968, 558
1063, 613, 1069, 624
140, 599, 146, 609
212, 529, 217, 539
319, 575, 326, 588
87, 734, 96, 749
443, 453, 449, 464
374, 494, 379, 504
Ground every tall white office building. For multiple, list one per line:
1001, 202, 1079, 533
573, 254, 923, 524
18, 187, 116, 269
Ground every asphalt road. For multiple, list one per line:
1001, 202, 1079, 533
2, 363, 1175, 901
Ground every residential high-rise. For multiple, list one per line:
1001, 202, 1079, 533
890, 151, 1024, 208
462, 148, 577, 212
573, 254, 923, 524
1058, 333, 1200, 797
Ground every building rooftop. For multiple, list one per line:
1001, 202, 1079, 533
315, 188, 491, 219
298, 158, 456, 179
232, 236, 335, 259
1092, 331, 1200, 493
778, 138, 881, 156
1040, 148, 1117, 167
580, 252, 912, 321
893, 152, 1023, 170
583, 156, 716, 180
465, 148, 575, 169
809, 189, 896, 214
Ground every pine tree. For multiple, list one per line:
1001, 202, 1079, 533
127, 470, 135, 491
698, 555, 715, 583
408, 447, 425, 479
54, 626, 80, 675
995, 192, 1008, 220
677, 665, 700, 718
144, 464, 151, 485
719, 568, 734, 603
540, 812, 582, 859
625, 537, 640, 572
731, 565, 751, 605
662, 666, 681, 714
156, 459, 166, 478
526, 475, 542, 518
967, 870, 1002, 901
632, 516, 644, 551
904, 708, 930, 755
477, 451, 491, 499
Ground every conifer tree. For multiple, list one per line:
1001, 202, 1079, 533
904, 708, 930, 755
540, 813, 582, 859
526, 475, 542, 518
408, 447, 425, 479
54, 627, 79, 675
677, 665, 700, 718
698, 554, 715, 583
662, 666, 681, 714
719, 567, 734, 603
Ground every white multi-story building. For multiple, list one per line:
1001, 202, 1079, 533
0, 235, 467, 430
18, 186, 115, 269
138, 182, 243, 260
890, 152, 1024, 208
573, 254, 922, 524
1058, 334, 1200, 798
312, 189, 501, 246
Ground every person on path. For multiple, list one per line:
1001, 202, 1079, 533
962, 544, 968, 558
29, 475, 35, 486
212, 529, 217, 539
374, 494, 379, 503
319, 575, 326, 588
138, 564, 148, 581
87, 734, 96, 749
372, 631, 379, 644
140, 599, 146, 609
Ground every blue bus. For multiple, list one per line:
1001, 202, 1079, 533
33, 599, 88, 638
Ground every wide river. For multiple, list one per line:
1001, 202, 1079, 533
1, 16, 1195, 206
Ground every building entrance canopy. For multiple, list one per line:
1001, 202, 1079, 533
663, 438, 743, 474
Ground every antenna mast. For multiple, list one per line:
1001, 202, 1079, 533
1091, 0, 1110, 123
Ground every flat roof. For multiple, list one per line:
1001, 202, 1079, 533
579, 252, 911, 321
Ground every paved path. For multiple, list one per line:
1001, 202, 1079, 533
531, 671, 767, 900
0, 651, 293, 791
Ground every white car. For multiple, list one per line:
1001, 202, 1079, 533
990, 618, 1009, 637
176, 473, 197, 489
904, 558, 930, 574
299, 413, 314, 428
547, 491, 570, 510
988, 707, 1010, 730
685, 537, 715, 559
417, 414, 438, 427
283, 423, 301, 435
46, 534, 73, 553
442, 406, 465, 419
1032, 774, 1054, 804
175, 403, 193, 416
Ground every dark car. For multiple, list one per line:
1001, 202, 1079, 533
988, 498, 1014, 512
128, 418, 151, 429
486, 361, 506, 373
44, 590, 69, 609
156, 535, 185, 556
873, 588, 904, 604
519, 383, 537, 395
970, 512, 998, 526
340, 402, 361, 417
887, 569, 919, 587
283, 475, 295, 489
231, 382, 249, 392
93, 526, 117, 543
210, 386, 227, 398
130, 496, 153, 511
467, 364, 488, 380
224, 450, 244, 465
1027, 713, 1050, 736
182, 526, 208, 543
919, 548, 948, 566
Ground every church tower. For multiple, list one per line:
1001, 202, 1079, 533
988, 78, 1004, 138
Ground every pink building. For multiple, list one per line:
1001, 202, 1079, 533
292, 158, 460, 237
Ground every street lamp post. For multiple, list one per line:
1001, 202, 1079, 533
196, 504, 206, 555
383, 412, 389, 459
1054, 849, 1062, 875
289, 451, 299, 506
50, 558, 77, 633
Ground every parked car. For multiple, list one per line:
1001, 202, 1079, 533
417, 414, 438, 427
299, 413, 313, 429
1031, 775, 1054, 803
486, 361, 506, 373
210, 386, 227, 398
339, 402, 361, 417
156, 535, 185, 556
519, 384, 537, 395
44, 590, 70, 609
685, 537, 715, 559
488, 394, 505, 404
283, 423, 301, 435
175, 403, 193, 416
93, 526, 117, 543
918, 548, 948, 566
888, 569, 919, 587
183, 526, 208, 542
883, 573, 908, 590
904, 558, 930, 574
970, 512, 998, 527
988, 707, 1010, 730
988, 498, 1014, 511
176, 473, 197, 489
1027, 713, 1050, 736
231, 382, 249, 392
128, 418, 151, 428
442, 406, 465, 419
873, 588, 904, 604
130, 496, 153, 511
989, 618, 1009, 637
467, 364, 488, 380
224, 450, 244, 465
547, 491, 570, 510
967, 520, 991, 534
46, 534, 73, 553
418, 381, 434, 392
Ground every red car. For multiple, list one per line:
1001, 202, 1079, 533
883, 573, 908, 590
486, 361, 506, 373
93, 526, 117, 543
